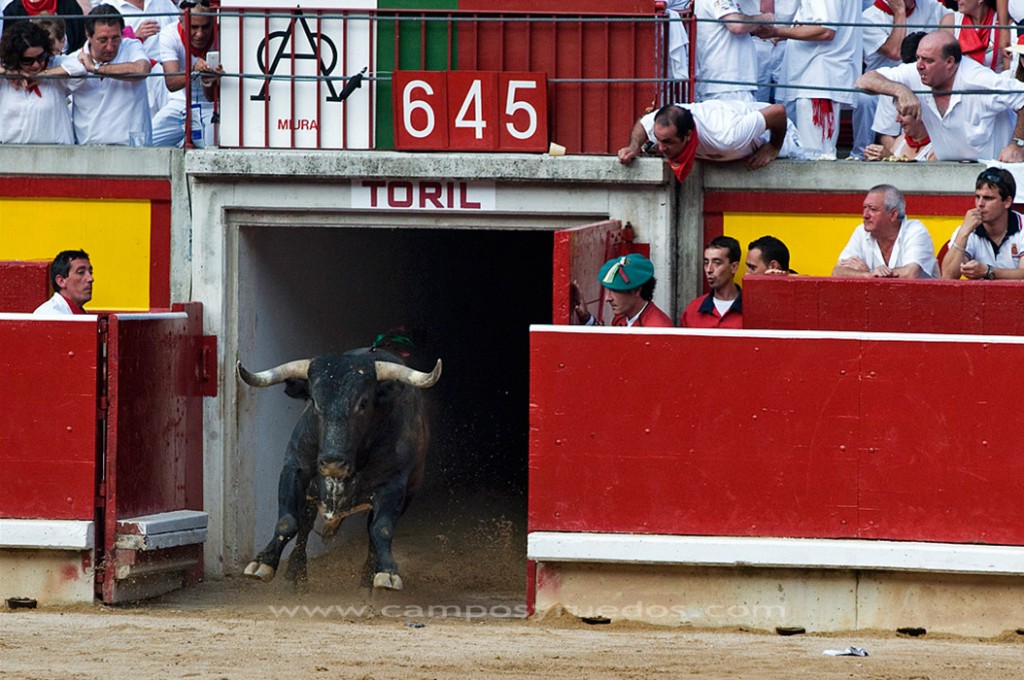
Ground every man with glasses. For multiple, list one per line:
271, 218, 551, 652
941, 168, 1024, 280
101, 0, 180, 114
62, 4, 152, 145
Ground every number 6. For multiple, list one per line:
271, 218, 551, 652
403, 80, 435, 139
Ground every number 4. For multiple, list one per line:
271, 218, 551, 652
505, 80, 537, 140
454, 79, 487, 140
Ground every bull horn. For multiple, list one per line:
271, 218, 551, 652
237, 359, 310, 387
375, 359, 442, 388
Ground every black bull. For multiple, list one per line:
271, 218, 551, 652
236, 349, 442, 590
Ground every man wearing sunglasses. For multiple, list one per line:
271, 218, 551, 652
61, 4, 152, 145
941, 168, 1024, 280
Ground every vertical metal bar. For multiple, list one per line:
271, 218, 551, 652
606, 18, 613, 156
318, 9, 324, 149
688, 11, 696, 103
184, 7, 193, 149
550, 15, 556, 149
394, 11, 400, 71
368, 10, 375, 149
525, 14, 532, 70
263, 9, 270, 148
420, 11, 426, 69
342, 9, 350, 150
237, 7, 245, 148
290, 9, 296, 149
473, 12, 480, 68
446, 13, 452, 71
576, 16, 583, 153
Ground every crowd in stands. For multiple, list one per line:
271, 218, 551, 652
0, 0, 219, 146
670, 0, 1024, 162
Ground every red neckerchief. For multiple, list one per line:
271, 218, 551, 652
903, 133, 930, 150
60, 293, 86, 315
26, 82, 41, 97
872, 1, 915, 17
177, 19, 215, 59
22, 0, 57, 15
959, 8, 998, 70
667, 128, 700, 184
811, 99, 835, 140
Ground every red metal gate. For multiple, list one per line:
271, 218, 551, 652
101, 303, 213, 603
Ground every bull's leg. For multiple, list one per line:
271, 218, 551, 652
363, 477, 409, 591
244, 457, 312, 582
283, 493, 318, 590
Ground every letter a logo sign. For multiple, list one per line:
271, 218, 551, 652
251, 9, 347, 102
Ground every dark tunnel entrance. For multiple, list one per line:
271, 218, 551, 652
235, 224, 554, 602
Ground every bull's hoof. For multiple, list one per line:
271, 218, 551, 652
372, 572, 403, 590
243, 561, 276, 582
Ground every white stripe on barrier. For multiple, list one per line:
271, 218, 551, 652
0, 314, 98, 321
0, 519, 95, 550
529, 323, 1024, 346
527, 532, 1024, 575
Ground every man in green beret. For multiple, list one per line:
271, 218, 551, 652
570, 253, 673, 327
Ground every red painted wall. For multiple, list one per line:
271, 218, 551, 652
744, 276, 1024, 336
0, 319, 98, 520
530, 328, 1024, 546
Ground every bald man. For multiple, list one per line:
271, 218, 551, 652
857, 30, 1024, 162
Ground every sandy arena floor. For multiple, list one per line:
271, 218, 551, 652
3, 492, 1023, 679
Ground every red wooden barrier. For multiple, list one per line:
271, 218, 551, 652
743, 276, 1024, 336
0, 261, 50, 313
0, 317, 98, 520
530, 327, 1024, 546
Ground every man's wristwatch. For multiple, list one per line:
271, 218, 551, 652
1014, 138, 1024, 148
986, 264, 996, 280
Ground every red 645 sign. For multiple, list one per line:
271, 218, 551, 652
393, 71, 548, 152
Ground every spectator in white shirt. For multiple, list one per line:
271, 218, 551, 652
0, 20, 74, 143
99, 0, 178, 114
61, 4, 152, 145
151, 0, 220, 147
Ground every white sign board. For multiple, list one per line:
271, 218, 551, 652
351, 180, 497, 211
218, 0, 376, 149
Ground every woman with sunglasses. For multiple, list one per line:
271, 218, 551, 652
0, 21, 74, 143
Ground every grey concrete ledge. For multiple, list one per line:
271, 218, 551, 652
704, 158, 988, 195
184, 148, 670, 185
0, 145, 182, 179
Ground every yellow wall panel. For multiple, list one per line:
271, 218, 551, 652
0, 198, 151, 310
725, 212, 963, 282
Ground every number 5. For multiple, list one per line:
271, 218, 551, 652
505, 80, 537, 140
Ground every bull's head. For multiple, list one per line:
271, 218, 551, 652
237, 353, 441, 482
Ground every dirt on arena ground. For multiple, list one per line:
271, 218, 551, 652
3, 491, 1023, 679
